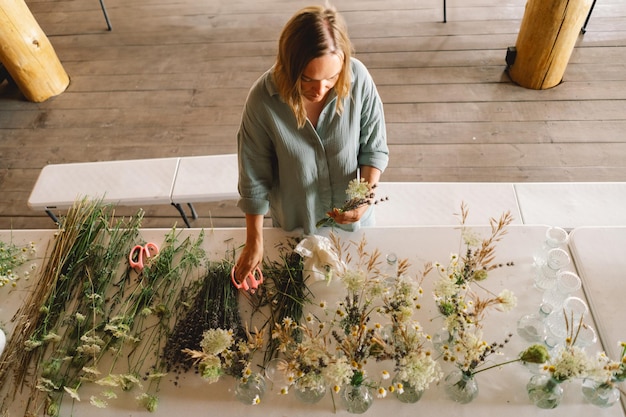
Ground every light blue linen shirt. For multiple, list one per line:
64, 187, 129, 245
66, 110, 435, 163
237, 58, 389, 235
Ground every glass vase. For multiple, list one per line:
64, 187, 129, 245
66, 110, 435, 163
392, 374, 424, 404
340, 384, 373, 414
234, 373, 267, 405
432, 329, 453, 354
443, 369, 478, 404
293, 377, 327, 404
581, 378, 621, 408
526, 374, 564, 409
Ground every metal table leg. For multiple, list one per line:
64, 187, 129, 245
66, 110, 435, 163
99, 0, 112, 31
581, 0, 597, 34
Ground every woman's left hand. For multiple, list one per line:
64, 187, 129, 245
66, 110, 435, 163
327, 204, 369, 224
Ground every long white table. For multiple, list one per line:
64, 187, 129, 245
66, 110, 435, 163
514, 182, 626, 229
569, 226, 626, 412
1, 226, 623, 417
375, 182, 523, 226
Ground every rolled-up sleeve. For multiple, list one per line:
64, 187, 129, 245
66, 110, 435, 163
236, 75, 275, 215
354, 59, 389, 172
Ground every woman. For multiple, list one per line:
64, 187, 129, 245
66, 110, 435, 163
234, 5, 389, 283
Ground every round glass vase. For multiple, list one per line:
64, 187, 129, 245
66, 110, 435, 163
392, 374, 424, 404
443, 369, 478, 404
293, 377, 327, 404
581, 378, 621, 408
340, 384, 374, 414
234, 373, 267, 405
526, 374, 564, 409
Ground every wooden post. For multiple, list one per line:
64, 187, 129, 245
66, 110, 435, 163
0, 0, 69, 102
508, 0, 592, 90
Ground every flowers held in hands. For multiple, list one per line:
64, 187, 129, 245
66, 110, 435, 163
316, 178, 388, 228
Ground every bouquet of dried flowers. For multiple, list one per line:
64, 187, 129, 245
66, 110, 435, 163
316, 178, 387, 228
433, 204, 518, 377
583, 341, 626, 406
183, 325, 264, 384
543, 313, 596, 383
326, 234, 389, 391
270, 315, 335, 396
375, 267, 443, 399
163, 260, 245, 374
593, 342, 626, 384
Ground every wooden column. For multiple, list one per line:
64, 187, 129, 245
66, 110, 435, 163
0, 0, 69, 102
508, 0, 593, 90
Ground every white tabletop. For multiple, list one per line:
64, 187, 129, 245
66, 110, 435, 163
1, 226, 623, 417
568, 226, 626, 411
514, 182, 626, 229
375, 182, 522, 226
27, 158, 179, 209
170, 154, 239, 203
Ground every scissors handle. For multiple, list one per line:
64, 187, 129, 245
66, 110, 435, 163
231, 266, 263, 293
129, 242, 160, 271
129, 245, 145, 269
143, 242, 159, 256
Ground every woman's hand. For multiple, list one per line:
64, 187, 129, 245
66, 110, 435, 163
327, 203, 370, 224
234, 239, 263, 285
234, 214, 265, 286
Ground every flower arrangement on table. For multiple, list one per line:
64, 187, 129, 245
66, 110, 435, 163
374, 269, 444, 403
582, 341, 626, 407
431, 203, 531, 403
183, 326, 266, 404
268, 233, 443, 413
270, 315, 337, 401
592, 341, 626, 388
526, 311, 597, 409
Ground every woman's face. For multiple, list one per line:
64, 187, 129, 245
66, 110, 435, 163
300, 53, 343, 103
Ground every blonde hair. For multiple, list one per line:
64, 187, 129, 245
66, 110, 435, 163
273, 5, 353, 128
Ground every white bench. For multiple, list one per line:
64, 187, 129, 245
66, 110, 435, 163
29, 159, 626, 230
28, 154, 239, 227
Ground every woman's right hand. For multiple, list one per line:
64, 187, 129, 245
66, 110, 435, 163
234, 214, 265, 286
234, 239, 263, 285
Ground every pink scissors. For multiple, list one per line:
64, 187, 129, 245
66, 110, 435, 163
230, 266, 264, 293
129, 242, 159, 272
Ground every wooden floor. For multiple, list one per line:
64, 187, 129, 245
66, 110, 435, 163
1, 0, 626, 230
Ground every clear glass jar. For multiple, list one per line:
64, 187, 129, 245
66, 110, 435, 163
581, 378, 621, 408
443, 369, 478, 404
392, 374, 424, 404
340, 384, 373, 414
234, 373, 267, 405
293, 376, 327, 404
526, 374, 564, 409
